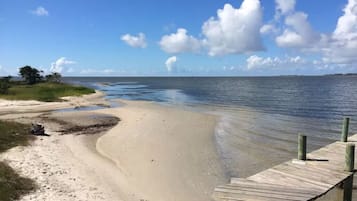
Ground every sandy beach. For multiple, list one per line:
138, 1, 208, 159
97, 100, 227, 201
0, 95, 227, 201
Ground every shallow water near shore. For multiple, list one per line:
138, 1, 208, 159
64, 76, 357, 177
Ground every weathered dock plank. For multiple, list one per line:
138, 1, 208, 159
212, 133, 357, 201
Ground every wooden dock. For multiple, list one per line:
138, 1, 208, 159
213, 118, 356, 201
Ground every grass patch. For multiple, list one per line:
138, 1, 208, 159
0, 121, 34, 153
0, 82, 95, 102
0, 120, 37, 200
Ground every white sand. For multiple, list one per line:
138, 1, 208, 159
0, 98, 227, 201
97, 100, 227, 201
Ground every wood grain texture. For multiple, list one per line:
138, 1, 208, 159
212, 134, 357, 201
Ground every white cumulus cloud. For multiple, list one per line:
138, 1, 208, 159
165, 56, 177, 72
333, 0, 357, 39
158, 0, 264, 56
159, 29, 201, 54
275, 11, 321, 48
202, 0, 264, 56
265, 0, 329, 51
31, 6, 49, 16
121, 33, 147, 48
50, 57, 76, 73
324, 0, 357, 64
262, 0, 357, 69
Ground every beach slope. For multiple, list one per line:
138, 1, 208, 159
97, 100, 226, 201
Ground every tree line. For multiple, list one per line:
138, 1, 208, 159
0, 66, 62, 94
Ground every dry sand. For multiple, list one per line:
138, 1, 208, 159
0, 96, 227, 201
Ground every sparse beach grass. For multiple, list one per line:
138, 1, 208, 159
0, 120, 33, 152
0, 82, 95, 102
0, 120, 36, 201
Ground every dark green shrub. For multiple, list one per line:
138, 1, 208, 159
0, 78, 10, 94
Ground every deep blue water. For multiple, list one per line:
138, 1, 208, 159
63, 76, 357, 177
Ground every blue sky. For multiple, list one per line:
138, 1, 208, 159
0, 0, 356, 76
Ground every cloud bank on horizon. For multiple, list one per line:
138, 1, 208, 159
1, 0, 357, 76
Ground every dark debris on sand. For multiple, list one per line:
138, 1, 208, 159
39, 112, 120, 135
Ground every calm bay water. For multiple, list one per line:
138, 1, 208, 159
64, 76, 357, 177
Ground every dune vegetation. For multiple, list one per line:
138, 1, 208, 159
0, 82, 95, 102
0, 66, 95, 102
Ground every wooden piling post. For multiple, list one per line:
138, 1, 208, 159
343, 144, 355, 201
298, 134, 307, 160
341, 117, 350, 142
345, 144, 355, 172
343, 175, 353, 201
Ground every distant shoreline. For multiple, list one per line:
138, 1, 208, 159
3, 73, 357, 79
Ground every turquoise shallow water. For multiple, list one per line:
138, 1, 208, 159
64, 76, 357, 177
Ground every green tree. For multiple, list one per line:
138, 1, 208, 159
45, 72, 62, 83
3, 76, 12, 82
0, 77, 11, 94
18, 66, 43, 85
